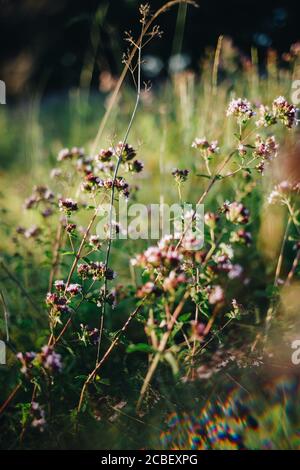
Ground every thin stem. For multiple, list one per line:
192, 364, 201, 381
0, 383, 21, 416
285, 248, 300, 285
96, 23, 143, 366
77, 298, 146, 413
264, 212, 292, 339
48, 221, 63, 292
90, 1, 197, 156
136, 290, 190, 411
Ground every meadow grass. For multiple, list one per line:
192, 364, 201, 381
0, 36, 300, 449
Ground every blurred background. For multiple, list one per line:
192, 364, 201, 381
1, 0, 300, 100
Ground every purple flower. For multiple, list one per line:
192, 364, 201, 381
223, 201, 249, 224
115, 142, 136, 162
208, 285, 224, 305
254, 135, 278, 160
96, 148, 113, 162
66, 283, 82, 296
59, 198, 78, 214
226, 98, 254, 123
272, 96, 296, 129
31, 402, 46, 432
228, 264, 243, 280
172, 168, 189, 183
54, 280, 65, 292
40, 346, 63, 373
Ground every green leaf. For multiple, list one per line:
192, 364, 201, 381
196, 173, 211, 179
164, 352, 179, 375
61, 251, 75, 256
178, 312, 192, 323
126, 343, 154, 354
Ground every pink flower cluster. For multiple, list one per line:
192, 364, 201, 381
226, 98, 255, 122
192, 138, 219, 154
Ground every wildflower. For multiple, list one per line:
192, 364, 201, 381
79, 324, 100, 345
66, 283, 82, 296
207, 140, 219, 154
96, 161, 115, 173
226, 98, 254, 123
24, 195, 37, 209
50, 168, 62, 179
228, 264, 243, 279
136, 282, 162, 298
77, 263, 90, 279
191, 321, 206, 341
115, 142, 136, 162
71, 147, 85, 158
131, 159, 144, 173
54, 280, 65, 292
89, 261, 106, 280
163, 271, 187, 292
132, 238, 182, 273
24, 186, 54, 210
268, 189, 281, 205
253, 135, 278, 160
17, 351, 36, 375
268, 181, 292, 204
41, 207, 53, 218
213, 243, 234, 272
58, 198, 78, 214
24, 225, 41, 239
45, 292, 69, 314
230, 229, 252, 245
89, 235, 102, 250
76, 156, 93, 174
96, 148, 113, 162
39, 346, 62, 373
104, 176, 131, 198
272, 96, 296, 128
33, 186, 54, 201
57, 148, 71, 161
255, 105, 277, 128
66, 223, 76, 233
223, 201, 249, 224
204, 212, 219, 229
208, 285, 225, 305
237, 143, 247, 157
31, 402, 46, 432
172, 168, 189, 183
192, 138, 219, 154
192, 137, 209, 149
182, 234, 203, 252
255, 161, 265, 174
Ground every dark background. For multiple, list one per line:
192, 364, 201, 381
0, 0, 300, 98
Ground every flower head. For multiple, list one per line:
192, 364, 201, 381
226, 98, 254, 123
59, 198, 78, 215
272, 96, 296, 129
223, 201, 249, 224
172, 168, 189, 183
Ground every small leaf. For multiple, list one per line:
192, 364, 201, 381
126, 343, 154, 354
61, 251, 75, 256
164, 352, 179, 375
178, 312, 192, 323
